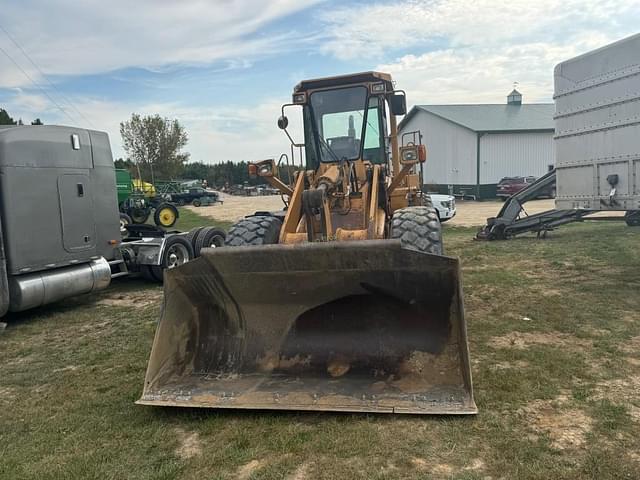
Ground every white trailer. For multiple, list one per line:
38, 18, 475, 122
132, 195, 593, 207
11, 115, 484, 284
554, 33, 640, 211
478, 33, 640, 239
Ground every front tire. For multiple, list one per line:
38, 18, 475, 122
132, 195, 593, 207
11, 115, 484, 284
390, 206, 443, 255
225, 215, 282, 246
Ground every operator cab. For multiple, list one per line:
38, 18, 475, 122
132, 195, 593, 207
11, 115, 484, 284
279, 72, 406, 170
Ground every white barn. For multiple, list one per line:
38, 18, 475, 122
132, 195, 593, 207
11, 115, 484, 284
398, 90, 555, 199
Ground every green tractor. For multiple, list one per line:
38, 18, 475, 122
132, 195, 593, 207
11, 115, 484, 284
116, 169, 180, 234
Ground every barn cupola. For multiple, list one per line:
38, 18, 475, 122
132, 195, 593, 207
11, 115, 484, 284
507, 88, 522, 105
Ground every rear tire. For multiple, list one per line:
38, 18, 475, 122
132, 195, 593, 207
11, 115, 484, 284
225, 215, 282, 246
390, 206, 443, 255
194, 227, 226, 256
192, 199, 202, 207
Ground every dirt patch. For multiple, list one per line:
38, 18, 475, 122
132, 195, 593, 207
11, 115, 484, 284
187, 193, 284, 224
96, 290, 163, 308
464, 459, 486, 472
286, 463, 310, 480
0, 386, 17, 402
520, 397, 593, 449
236, 459, 266, 480
188, 194, 557, 227
593, 376, 640, 421
447, 199, 556, 227
432, 464, 454, 476
620, 336, 640, 355
174, 428, 202, 460
411, 458, 428, 471
491, 360, 530, 370
53, 365, 79, 373
489, 332, 592, 350
626, 357, 640, 367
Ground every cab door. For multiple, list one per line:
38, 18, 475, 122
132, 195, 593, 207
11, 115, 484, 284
58, 173, 96, 252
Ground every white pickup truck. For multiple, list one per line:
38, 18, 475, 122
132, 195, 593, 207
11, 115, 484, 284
429, 194, 456, 222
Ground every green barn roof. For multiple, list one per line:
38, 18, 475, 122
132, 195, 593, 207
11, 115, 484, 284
399, 104, 555, 133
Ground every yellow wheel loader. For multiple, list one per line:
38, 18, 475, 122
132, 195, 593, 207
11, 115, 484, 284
138, 72, 476, 414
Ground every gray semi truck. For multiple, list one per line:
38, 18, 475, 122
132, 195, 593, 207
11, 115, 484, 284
0, 125, 221, 316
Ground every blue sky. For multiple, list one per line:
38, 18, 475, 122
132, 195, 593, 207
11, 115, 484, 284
1, 0, 639, 163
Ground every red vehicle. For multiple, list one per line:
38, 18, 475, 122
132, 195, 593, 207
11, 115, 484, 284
496, 176, 555, 200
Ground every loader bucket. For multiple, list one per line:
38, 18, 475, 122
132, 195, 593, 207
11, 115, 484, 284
137, 240, 476, 415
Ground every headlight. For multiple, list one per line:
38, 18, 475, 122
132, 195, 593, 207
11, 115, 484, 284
401, 148, 418, 162
259, 165, 271, 175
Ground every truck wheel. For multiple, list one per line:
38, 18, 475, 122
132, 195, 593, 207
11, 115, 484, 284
194, 227, 226, 256
192, 199, 202, 207
141, 235, 195, 283
390, 206, 443, 255
163, 235, 194, 269
225, 215, 282, 246
185, 227, 205, 251
140, 264, 163, 282
119, 213, 132, 235
177, 199, 186, 206
131, 207, 150, 224
154, 203, 179, 228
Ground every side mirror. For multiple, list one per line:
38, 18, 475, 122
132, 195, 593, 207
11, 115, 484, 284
277, 116, 289, 130
390, 94, 407, 116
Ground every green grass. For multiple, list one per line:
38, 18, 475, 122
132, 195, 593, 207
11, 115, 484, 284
1, 221, 639, 479
174, 207, 233, 232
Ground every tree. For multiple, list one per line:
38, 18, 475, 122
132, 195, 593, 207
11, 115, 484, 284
120, 113, 189, 180
113, 157, 135, 172
0, 108, 17, 125
31, 118, 43, 125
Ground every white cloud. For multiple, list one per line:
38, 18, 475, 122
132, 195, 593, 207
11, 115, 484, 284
1, 92, 303, 165
320, 0, 640, 60
0, 0, 322, 82
319, 0, 640, 105
377, 34, 619, 104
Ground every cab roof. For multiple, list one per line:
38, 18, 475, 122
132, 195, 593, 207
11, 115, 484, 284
293, 71, 394, 93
